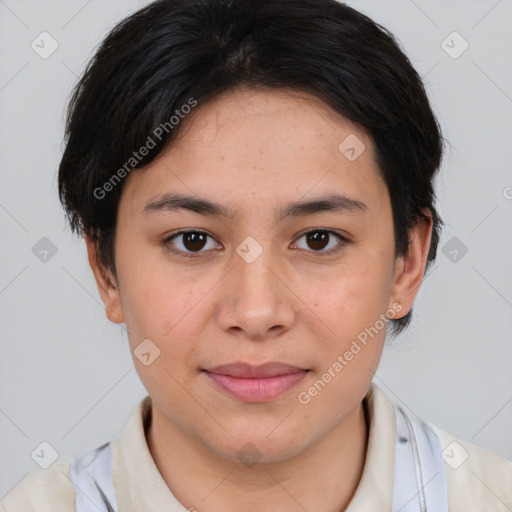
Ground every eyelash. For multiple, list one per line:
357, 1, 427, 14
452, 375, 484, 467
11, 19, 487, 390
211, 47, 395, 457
162, 229, 349, 258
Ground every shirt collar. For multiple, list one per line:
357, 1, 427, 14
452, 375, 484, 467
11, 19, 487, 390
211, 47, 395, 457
345, 383, 395, 511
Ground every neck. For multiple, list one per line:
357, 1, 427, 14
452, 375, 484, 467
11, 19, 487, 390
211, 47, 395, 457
146, 399, 369, 512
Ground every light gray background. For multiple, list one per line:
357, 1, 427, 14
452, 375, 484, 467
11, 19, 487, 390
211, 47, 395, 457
1, 0, 511, 497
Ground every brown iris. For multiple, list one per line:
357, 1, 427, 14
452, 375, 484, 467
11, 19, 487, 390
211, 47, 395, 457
182, 232, 208, 252
305, 231, 330, 251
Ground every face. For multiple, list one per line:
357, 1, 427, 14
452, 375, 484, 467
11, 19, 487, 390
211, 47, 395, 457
87, 87, 431, 464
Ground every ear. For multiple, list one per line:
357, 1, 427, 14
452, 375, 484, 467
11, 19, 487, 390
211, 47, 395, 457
388, 208, 433, 319
84, 233, 125, 324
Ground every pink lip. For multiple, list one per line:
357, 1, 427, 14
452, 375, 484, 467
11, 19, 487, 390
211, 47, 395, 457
203, 362, 309, 403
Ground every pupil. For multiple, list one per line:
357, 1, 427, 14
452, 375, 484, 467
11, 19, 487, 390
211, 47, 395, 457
307, 231, 328, 250
184, 232, 206, 251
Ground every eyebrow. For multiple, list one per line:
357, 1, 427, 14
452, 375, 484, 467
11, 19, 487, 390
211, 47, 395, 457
142, 192, 368, 220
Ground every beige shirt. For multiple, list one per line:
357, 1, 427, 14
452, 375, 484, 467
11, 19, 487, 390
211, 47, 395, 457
2, 383, 511, 511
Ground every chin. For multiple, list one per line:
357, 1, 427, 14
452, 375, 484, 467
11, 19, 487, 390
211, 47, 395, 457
203, 427, 309, 467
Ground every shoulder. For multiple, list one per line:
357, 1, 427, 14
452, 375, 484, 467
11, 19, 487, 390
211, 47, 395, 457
433, 424, 512, 511
0, 460, 75, 512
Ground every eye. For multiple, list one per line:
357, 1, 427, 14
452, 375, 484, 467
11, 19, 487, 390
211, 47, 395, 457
163, 228, 348, 258
292, 229, 347, 254
163, 230, 221, 256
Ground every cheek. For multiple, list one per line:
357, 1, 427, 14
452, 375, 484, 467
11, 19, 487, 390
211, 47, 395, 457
117, 260, 216, 379
318, 285, 387, 378
295, 272, 389, 417
118, 269, 205, 408
299, 247, 393, 384
117, 250, 201, 335
312, 256, 393, 336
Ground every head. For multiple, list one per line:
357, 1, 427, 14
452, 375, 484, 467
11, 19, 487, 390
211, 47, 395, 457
58, 0, 444, 463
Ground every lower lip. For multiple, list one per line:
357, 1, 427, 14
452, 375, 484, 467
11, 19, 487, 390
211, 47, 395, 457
204, 370, 309, 402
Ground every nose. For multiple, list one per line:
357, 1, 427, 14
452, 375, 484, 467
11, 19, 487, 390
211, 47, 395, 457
215, 243, 296, 341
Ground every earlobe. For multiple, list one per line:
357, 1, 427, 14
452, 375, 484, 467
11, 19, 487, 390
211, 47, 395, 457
389, 208, 433, 319
84, 233, 125, 324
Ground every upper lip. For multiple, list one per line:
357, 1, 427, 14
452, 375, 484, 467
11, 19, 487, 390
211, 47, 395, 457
204, 362, 308, 378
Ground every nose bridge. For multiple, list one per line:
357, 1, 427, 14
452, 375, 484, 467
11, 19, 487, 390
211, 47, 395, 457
217, 234, 295, 338
235, 235, 283, 308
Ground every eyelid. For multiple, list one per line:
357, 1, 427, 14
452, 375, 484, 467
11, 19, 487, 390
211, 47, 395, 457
162, 229, 221, 258
294, 227, 348, 241
291, 228, 349, 255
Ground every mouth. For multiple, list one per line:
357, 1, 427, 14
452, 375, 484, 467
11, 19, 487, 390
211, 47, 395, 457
202, 362, 310, 403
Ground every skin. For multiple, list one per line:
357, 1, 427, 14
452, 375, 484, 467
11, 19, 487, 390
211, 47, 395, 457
85, 86, 432, 512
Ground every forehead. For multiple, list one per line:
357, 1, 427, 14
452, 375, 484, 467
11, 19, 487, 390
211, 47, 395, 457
120, 87, 389, 220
